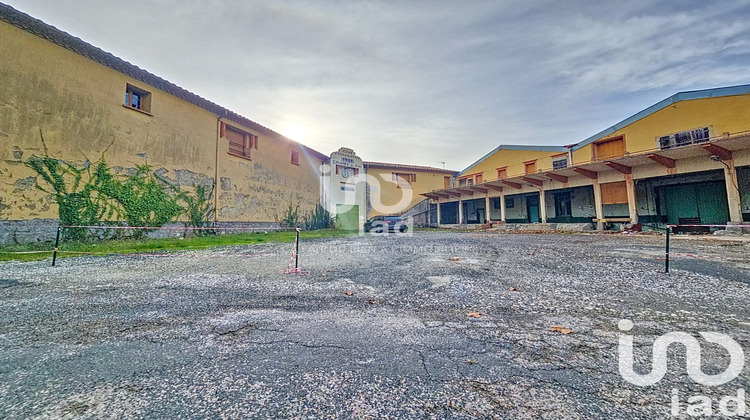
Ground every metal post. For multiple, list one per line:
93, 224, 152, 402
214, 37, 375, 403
665, 226, 670, 274
295, 228, 300, 269
52, 226, 61, 267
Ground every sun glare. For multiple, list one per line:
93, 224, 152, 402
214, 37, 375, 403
282, 123, 308, 142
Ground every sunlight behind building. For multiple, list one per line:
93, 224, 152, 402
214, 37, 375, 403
281, 122, 308, 142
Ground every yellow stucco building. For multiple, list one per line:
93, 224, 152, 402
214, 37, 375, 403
364, 162, 457, 219
425, 86, 750, 229
2, 4, 749, 242
0, 4, 327, 242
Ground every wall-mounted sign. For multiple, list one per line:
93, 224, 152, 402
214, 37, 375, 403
331, 157, 363, 169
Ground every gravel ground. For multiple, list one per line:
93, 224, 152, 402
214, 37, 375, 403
1, 231, 749, 419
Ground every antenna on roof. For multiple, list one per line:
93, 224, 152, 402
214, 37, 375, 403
439, 161, 445, 169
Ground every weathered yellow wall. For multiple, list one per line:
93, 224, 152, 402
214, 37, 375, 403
0, 20, 323, 222
572, 95, 750, 165
216, 121, 323, 221
461, 149, 565, 182
366, 166, 452, 217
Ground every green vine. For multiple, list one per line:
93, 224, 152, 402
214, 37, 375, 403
25, 156, 113, 241
24, 134, 215, 241
278, 201, 334, 230
302, 202, 335, 230
277, 203, 300, 228
169, 183, 215, 236
93, 162, 182, 238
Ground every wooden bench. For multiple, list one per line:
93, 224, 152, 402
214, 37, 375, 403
591, 218, 631, 223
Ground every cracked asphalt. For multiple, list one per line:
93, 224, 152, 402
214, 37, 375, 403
1, 231, 749, 419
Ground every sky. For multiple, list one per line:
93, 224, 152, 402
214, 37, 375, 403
5, 0, 750, 170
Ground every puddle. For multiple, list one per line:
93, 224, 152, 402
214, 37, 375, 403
426, 276, 453, 288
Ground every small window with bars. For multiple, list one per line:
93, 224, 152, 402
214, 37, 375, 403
291, 150, 300, 165
658, 127, 710, 150
552, 157, 568, 170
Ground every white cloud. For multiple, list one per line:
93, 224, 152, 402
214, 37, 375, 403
4, 0, 750, 169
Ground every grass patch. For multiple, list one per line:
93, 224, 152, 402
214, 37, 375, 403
0, 229, 351, 263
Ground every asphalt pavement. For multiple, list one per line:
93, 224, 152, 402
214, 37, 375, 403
1, 231, 749, 419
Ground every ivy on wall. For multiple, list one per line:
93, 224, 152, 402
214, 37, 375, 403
24, 135, 214, 241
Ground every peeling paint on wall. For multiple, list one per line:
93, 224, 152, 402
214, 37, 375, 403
220, 177, 232, 191
250, 162, 287, 186
13, 176, 36, 192
219, 193, 254, 219
0, 20, 325, 227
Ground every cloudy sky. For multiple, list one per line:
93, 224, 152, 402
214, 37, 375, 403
6, 1, 750, 170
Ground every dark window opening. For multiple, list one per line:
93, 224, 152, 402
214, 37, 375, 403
554, 193, 572, 217
552, 158, 568, 170
125, 84, 151, 113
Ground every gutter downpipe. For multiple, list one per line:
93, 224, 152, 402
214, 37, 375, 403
567, 146, 574, 167
214, 111, 227, 225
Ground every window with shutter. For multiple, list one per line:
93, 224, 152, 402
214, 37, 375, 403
222, 123, 257, 160
593, 137, 625, 160
392, 172, 416, 188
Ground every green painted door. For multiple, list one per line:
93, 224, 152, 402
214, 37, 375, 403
664, 185, 698, 225
336, 204, 360, 231
526, 196, 540, 223
662, 183, 728, 225
696, 184, 729, 225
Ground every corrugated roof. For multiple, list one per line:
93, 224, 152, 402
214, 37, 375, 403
458, 83, 750, 175
364, 161, 458, 174
571, 84, 750, 151
0, 2, 328, 160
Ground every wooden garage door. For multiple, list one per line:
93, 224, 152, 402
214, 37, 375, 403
601, 181, 628, 204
